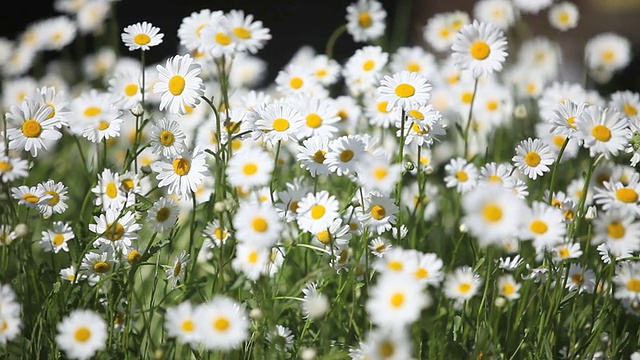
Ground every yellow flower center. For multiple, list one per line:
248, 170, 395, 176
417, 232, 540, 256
93, 260, 110, 273
624, 104, 638, 116
124, 83, 138, 97
311, 204, 326, 219
558, 12, 570, 24
74, 327, 91, 342
84, 106, 101, 117
461, 92, 473, 104
456, 170, 468, 182
98, 121, 110, 131
232, 27, 251, 39
627, 279, 640, 292
394, 83, 415, 98
172, 158, 191, 176
362, 60, 375, 71
168, 75, 186, 96
273, 118, 290, 132
482, 204, 502, 222
160, 130, 175, 146
289, 77, 303, 89
488, 175, 503, 184
486, 101, 498, 111
52, 234, 65, 246
558, 248, 570, 259
358, 12, 373, 28
571, 273, 583, 285
215, 227, 227, 239
502, 283, 515, 295
248, 251, 259, 264
439, 28, 450, 38
181, 320, 195, 332
373, 168, 388, 180
21, 120, 42, 138
470, 41, 491, 60
415, 268, 428, 279
134, 33, 151, 45
306, 114, 322, 128
340, 149, 354, 162
105, 222, 124, 241
128, 250, 142, 263
156, 207, 171, 222
524, 152, 541, 167
591, 125, 611, 142
23, 193, 39, 204
370, 204, 386, 220
0, 161, 13, 172
252, 217, 268, 232
412, 123, 428, 135
376, 101, 389, 113
316, 230, 331, 244
529, 220, 548, 234
388, 261, 403, 271
390, 292, 404, 308
458, 282, 472, 293
46, 190, 60, 205
312, 150, 326, 164
106, 182, 118, 198
409, 109, 424, 120
615, 188, 638, 203
380, 341, 395, 357
602, 50, 615, 63
243, 163, 257, 175
607, 222, 625, 239
214, 317, 230, 331
215, 32, 232, 45
407, 62, 420, 72
553, 135, 566, 147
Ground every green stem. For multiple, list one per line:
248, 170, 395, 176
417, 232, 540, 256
462, 78, 479, 159
325, 24, 347, 59
547, 137, 569, 204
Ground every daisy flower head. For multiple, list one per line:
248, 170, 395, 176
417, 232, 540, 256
164, 301, 199, 345
325, 134, 367, 176
444, 266, 482, 302
390, 46, 438, 79
194, 295, 249, 351
549, 99, 587, 137
444, 157, 478, 194
149, 118, 187, 159
40, 221, 74, 254
377, 70, 432, 112
290, 94, 340, 140
233, 201, 283, 247
609, 90, 640, 123
11, 184, 50, 209
552, 242, 583, 262
26, 85, 71, 129
89, 209, 141, 255
312, 217, 352, 250
153, 54, 205, 115
593, 176, 640, 218
356, 152, 402, 194
613, 262, 640, 303
301, 282, 329, 320
0, 155, 28, 183
575, 105, 631, 159
165, 250, 189, 288
584, 32, 632, 80
231, 242, 270, 281
422, 11, 470, 52
365, 272, 431, 329
296, 190, 340, 234
548, 2, 579, 32
147, 197, 180, 232
37, 179, 69, 217
202, 219, 231, 247
200, 19, 237, 59
274, 64, 324, 98
412, 251, 444, 287
121, 21, 164, 51
91, 168, 127, 212
151, 146, 210, 200
225, 9, 272, 54
254, 100, 304, 145
451, 20, 508, 78
107, 68, 142, 110
513, 0, 552, 14
478, 161, 515, 189
520, 201, 567, 251
357, 191, 399, 235
275, 177, 312, 222
497, 274, 521, 300
267, 325, 294, 352
565, 264, 596, 294
56, 309, 107, 360
342, 45, 389, 96
345, 0, 387, 43
512, 137, 555, 180
461, 184, 527, 247
226, 145, 274, 190
177, 9, 225, 52
5, 98, 61, 157
474, 0, 518, 30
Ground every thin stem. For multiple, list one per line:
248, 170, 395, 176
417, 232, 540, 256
463, 78, 480, 159
325, 24, 347, 59
547, 136, 569, 204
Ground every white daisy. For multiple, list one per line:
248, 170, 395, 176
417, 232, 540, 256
357, 191, 399, 235
377, 70, 432, 112
5, 98, 61, 157
226, 146, 274, 190
153, 54, 205, 115
443, 266, 482, 302
548, 2, 579, 32
147, 197, 180, 232
151, 146, 210, 200
512, 137, 555, 180
194, 296, 249, 351
444, 157, 478, 194
121, 21, 164, 51
345, 0, 387, 42
56, 309, 107, 360
451, 20, 508, 78
231, 242, 270, 281
296, 190, 340, 234
225, 9, 272, 54
89, 209, 141, 255
520, 201, 567, 251
164, 301, 200, 345
365, 272, 431, 329
233, 201, 283, 247
40, 221, 74, 254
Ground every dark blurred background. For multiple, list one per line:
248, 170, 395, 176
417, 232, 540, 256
2, 0, 640, 92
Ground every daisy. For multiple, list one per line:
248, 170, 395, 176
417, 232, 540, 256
291, 94, 340, 140
37, 179, 69, 217
474, 0, 518, 30
366, 273, 430, 329
451, 20, 508, 78
225, 9, 272, 54
325, 134, 366, 176
177, 9, 224, 52
11, 184, 50, 209
153, 54, 205, 115
80, 107, 123, 143
89, 209, 141, 255
355, 327, 413, 360
613, 262, 640, 303
254, 100, 304, 145
497, 274, 521, 300
443, 266, 482, 302
148, 118, 187, 159
402, 106, 447, 147
40, 221, 74, 254
575, 105, 631, 159
548, 2, 579, 32
520, 201, 567, 251
267, 325, 295, 352
151, 146, 210, 200
512, 137, 555, 180
0, 226, 17, 246
413, 251, 444, 287
565, 264, 596, 294
301, 282, 329, 320
194, 295, 249, 351
274, 64, 323, 98
345, 0, 387, 42
228, 53, 268, 88
478, 161, 515, 189
165, 250, 189, 288
609, 90, 640, 122
591, 208, 640, 256
202, 219, 231, 247
147, 197, 180, 232
390, 46, 438, 79
164, 301, 200, 345
275, 178, 312, 222
200, 17, 238, 59
307, 54, 341, 86
0, 155, 28, 182
497, 255, 524, 271
377, 70, 432, 112
461, 184, 527, 247
226, 146, 274, 190
369, 237, 392, 257
357, 191, 399, 235
233, 201, 283, 247
422, 11, 470, 52
356, 152, 402, 194
312, 218, 352, 250
26, 85, 71, 129
231, 242, 270, 281
513, 0, 552, 14
342, 45, 389, 96
91, 168, 127, 212
5, 98, 61, 157
331, 95, 362, 134
584, 32, 631, 75
364, 92, 402, 129
444, 157, 478, 194
56, 309, 107, 360
296, 190, 340, 234
552, 242, 583, 262
549, 99, 587, 137
121, 21, 163, 51
594, 176, 640, 218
